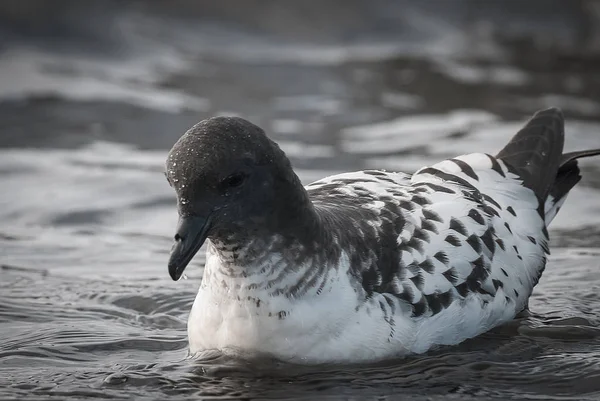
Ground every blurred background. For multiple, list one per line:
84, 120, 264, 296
1, 1, 600, 400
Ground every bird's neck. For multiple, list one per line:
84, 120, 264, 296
210, 171, 323, 263
203, 175, 340, 291
202, 232, 330, 301
206, 213, 322, 274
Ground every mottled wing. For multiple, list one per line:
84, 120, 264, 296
397, 153, 548, 318
307, 154, 549, 321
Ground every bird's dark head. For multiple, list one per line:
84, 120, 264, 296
165, 116, 304, 280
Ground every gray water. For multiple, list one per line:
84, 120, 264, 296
2, 2, 600, 400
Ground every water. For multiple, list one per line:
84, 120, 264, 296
2, 2, 600, 400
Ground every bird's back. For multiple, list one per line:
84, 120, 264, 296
306, 152, 546, 349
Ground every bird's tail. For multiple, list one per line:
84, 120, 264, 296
543, 149, 600, 224
496, 108, 600, 225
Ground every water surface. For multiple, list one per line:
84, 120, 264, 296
2, 2, 600, 400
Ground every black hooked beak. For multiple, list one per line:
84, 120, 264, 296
168, 215, 211, 281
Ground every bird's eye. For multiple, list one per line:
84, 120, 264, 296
221, 173, 246, 189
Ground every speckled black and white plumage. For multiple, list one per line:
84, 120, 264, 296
165, 108, 600, 363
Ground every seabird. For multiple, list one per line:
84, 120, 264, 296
165, 108, 600, 363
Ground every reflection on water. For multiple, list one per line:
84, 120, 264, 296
1, 1, 600, 400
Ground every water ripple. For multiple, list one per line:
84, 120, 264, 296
2, 2, 600, 400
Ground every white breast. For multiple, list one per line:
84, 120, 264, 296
188, 247, 520, 363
